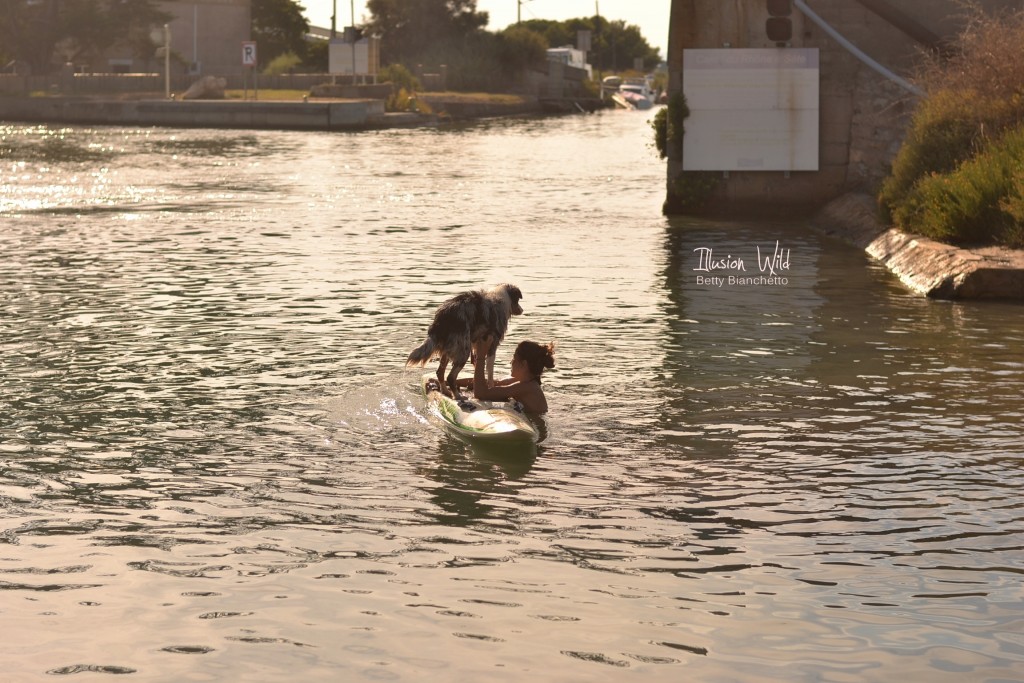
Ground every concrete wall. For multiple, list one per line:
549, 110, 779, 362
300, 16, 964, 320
666, 0, 1024, 214
0, 97, 385, 131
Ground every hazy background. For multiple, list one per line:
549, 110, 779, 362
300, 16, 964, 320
299, 0, 670, 58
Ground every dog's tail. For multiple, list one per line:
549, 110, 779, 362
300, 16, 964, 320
406, 337, 436, 366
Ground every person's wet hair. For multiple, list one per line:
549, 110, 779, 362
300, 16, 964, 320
514, 341, 555, 382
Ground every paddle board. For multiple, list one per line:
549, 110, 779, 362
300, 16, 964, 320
421, 374, 539, 443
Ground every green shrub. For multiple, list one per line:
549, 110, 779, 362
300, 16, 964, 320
262, 52, 302, 76
386, 87, 432, 114
379, 63, 421, 93
879, 90, 985, 216
894, 123, 1024, 247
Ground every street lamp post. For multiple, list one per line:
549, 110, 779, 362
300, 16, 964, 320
151, 24, 171, 99
163, 24, 170, 99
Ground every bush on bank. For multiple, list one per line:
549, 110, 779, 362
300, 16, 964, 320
879, 8, 1024, 248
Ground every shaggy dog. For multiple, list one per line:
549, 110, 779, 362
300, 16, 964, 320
407, 284, 523, 397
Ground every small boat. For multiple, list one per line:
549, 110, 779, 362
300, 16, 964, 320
618, 78, 655, 110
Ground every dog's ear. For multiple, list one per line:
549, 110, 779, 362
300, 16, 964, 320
509, 285, 522, 301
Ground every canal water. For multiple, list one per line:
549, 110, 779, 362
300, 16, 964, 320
1, 111, 1022, 682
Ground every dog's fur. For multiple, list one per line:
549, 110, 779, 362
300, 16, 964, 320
407, 284, 523, 397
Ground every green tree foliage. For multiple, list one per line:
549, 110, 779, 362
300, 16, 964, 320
379, 63, 421, 92
522, 16, 661, 72
496, 26, 548, 78
360, 3, 658, 90
0, 0, 169, 74
364, 0, 489, 66
252, 0, 311, 68
303, 39, 328, 72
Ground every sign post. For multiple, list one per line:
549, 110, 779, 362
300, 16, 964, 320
242, 41, 258, 100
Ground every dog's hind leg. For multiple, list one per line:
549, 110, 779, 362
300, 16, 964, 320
436, 357, 451, 396
446, 359, 467, 400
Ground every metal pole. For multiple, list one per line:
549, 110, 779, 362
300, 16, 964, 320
351, 0, 357, 84
163, 24, 170, 99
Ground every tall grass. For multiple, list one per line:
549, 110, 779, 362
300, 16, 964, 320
893, 124, 1024, 246
878, 3, 1024, 247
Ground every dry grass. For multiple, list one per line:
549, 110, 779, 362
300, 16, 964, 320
916, 2, 1024, 102
879, 2, 1024, 247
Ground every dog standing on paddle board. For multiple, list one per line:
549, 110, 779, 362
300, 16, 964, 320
407, 284, 523, 397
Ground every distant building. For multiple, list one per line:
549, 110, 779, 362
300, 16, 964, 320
101, 0, 252, 77
157, 0, 252, 76
546, 47, 592, 80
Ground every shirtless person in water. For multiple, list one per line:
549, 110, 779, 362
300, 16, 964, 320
460, 334, 555, 415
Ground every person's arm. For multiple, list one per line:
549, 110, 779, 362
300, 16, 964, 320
471, 336, 518, 401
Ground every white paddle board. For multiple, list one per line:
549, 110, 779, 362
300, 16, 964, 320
421, 374, 539, 443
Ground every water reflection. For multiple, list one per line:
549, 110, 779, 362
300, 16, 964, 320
418, 437, 537, 526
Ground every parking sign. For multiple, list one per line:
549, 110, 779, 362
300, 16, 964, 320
242, 41, 257, 66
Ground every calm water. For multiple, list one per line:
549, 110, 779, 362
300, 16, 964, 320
1, 111, 1022, 682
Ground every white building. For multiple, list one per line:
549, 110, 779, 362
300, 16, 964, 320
546, 47, 592, 80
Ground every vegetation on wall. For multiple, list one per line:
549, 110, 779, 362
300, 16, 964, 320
653, 92, 719, 213
879, 7, 1024, 248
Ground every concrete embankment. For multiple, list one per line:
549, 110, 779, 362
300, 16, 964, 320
0, 97, 416, 131
812, 193, 1024, 301
0, 94, 568, 131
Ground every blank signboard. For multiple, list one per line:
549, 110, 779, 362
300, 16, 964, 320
682, 48, 819, 171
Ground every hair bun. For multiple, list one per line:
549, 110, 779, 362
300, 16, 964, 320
544, 342, 556, 369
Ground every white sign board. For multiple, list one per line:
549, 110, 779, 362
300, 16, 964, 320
577, 30, 592, 53
682, 48, 819, 171
329, 38, 378, 76
241, 41, 257, 67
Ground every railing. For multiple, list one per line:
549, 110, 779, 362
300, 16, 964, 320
0, 72, 355, 97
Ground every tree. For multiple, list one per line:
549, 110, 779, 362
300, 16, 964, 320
365, 0, 489, 66
0, 0, 168, 74
252, 0, 310, 68
497, 26, 547, 78
591, 17, 660, 72
523, 15, 660, 72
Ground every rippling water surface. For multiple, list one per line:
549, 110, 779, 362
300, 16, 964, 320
1, 112, 1023, 682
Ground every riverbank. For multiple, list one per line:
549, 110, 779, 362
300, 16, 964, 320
0, 95, 418, 131
813, 193, 1024, 301
0, 92, 605, 131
